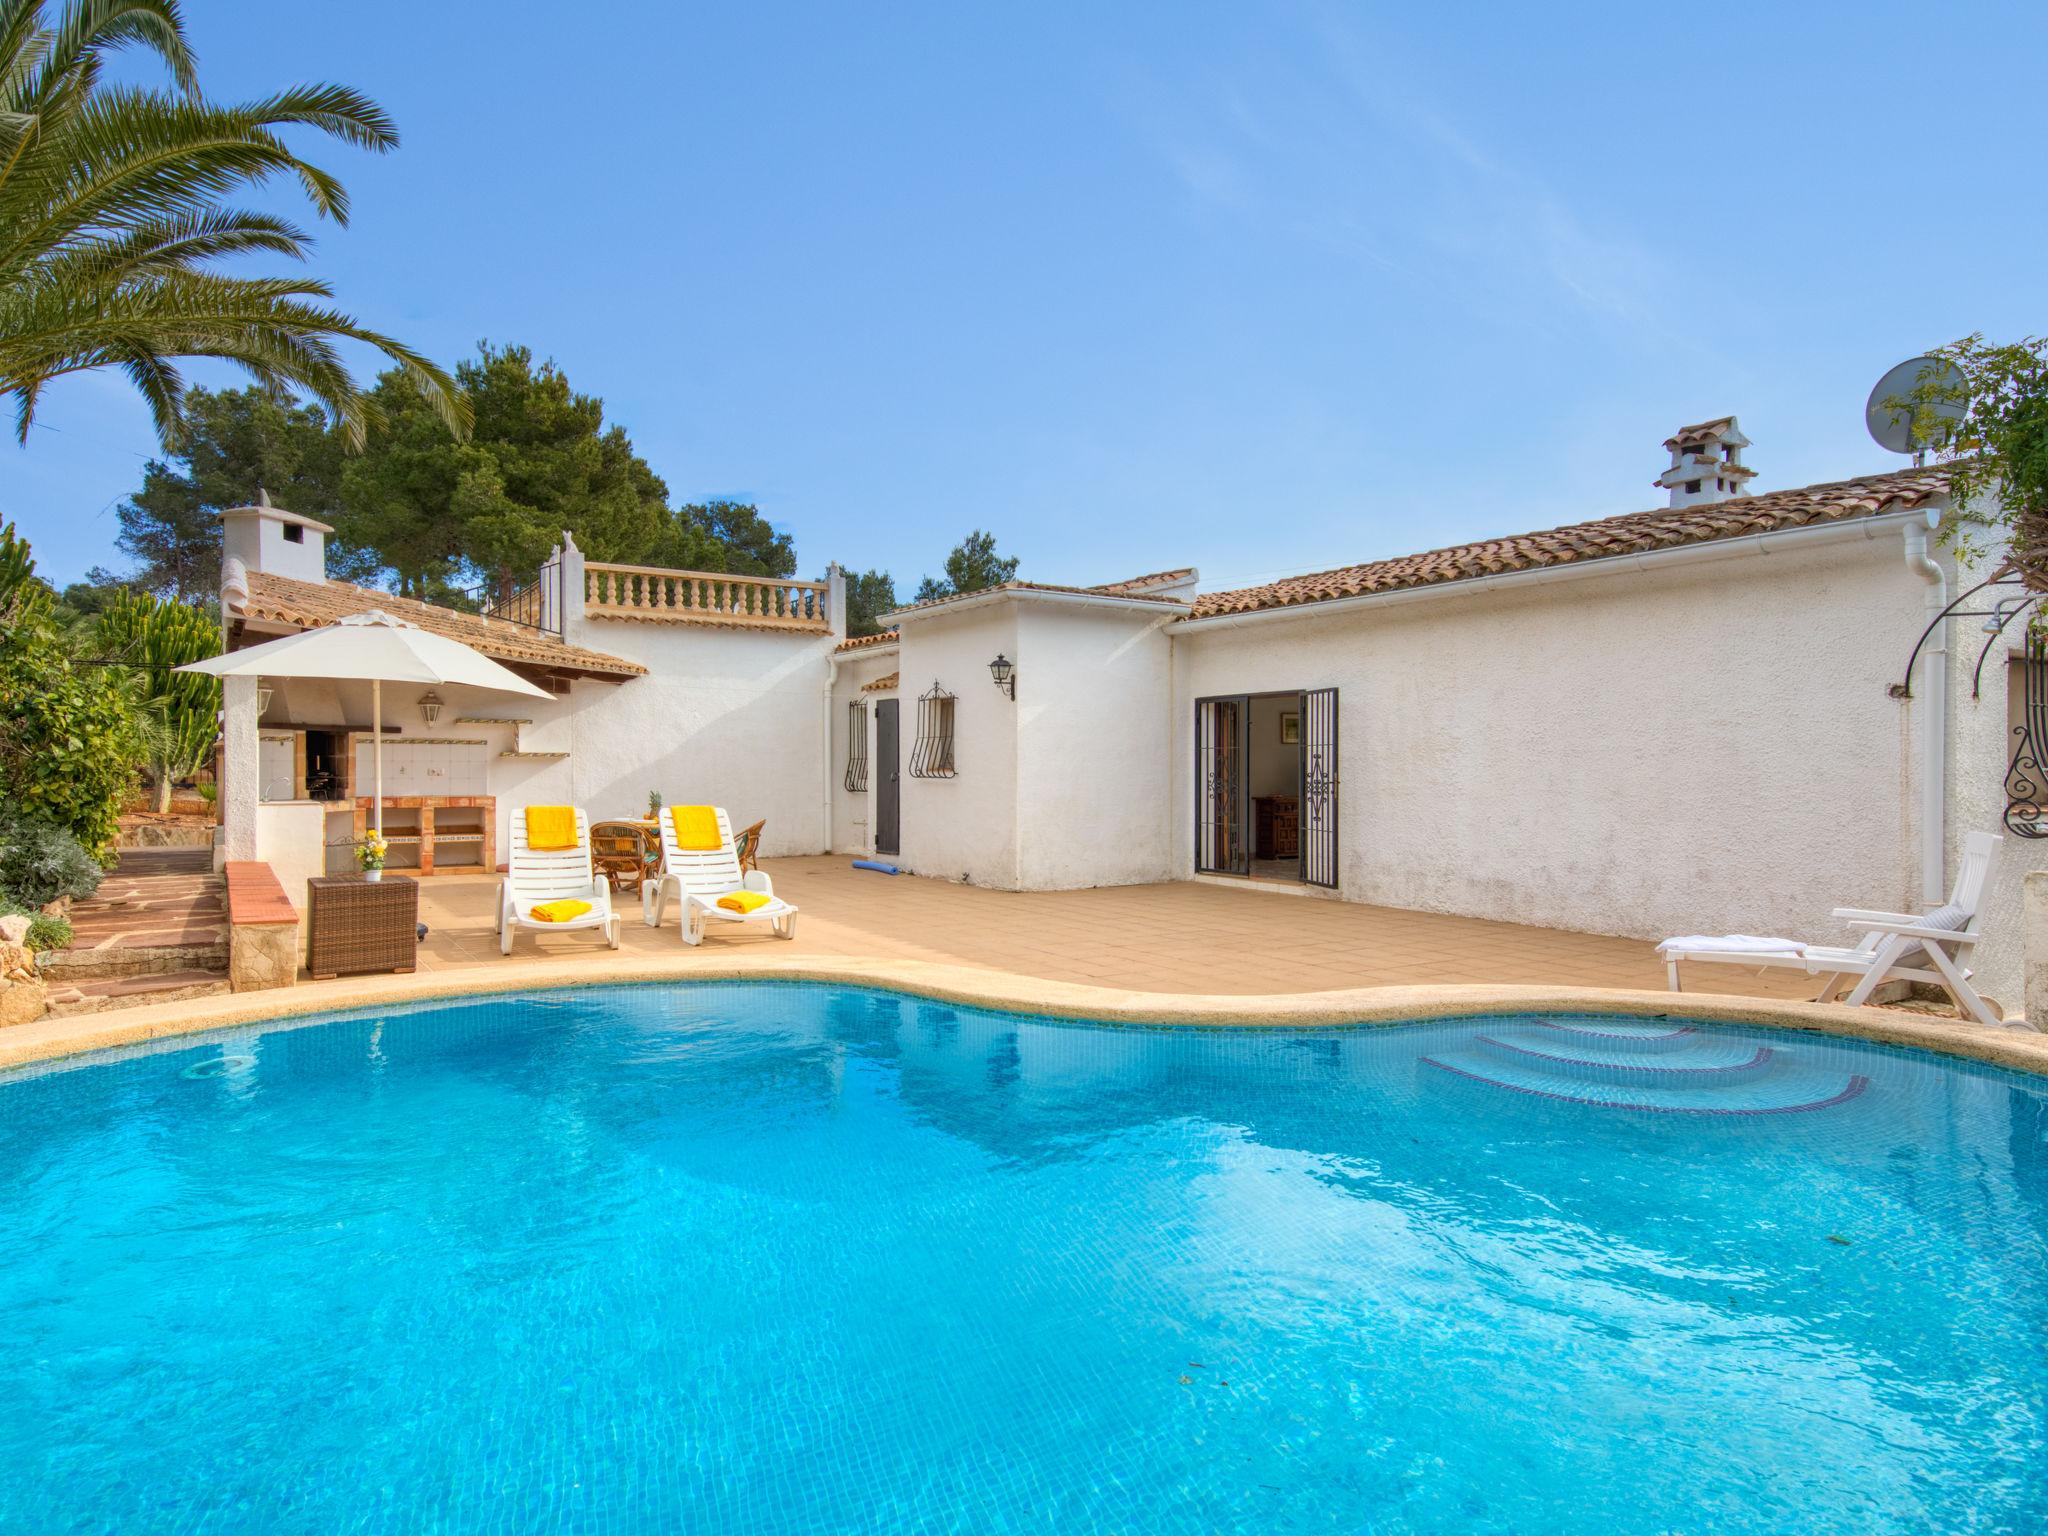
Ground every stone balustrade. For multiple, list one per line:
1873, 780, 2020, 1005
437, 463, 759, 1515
582, 563, 830, 631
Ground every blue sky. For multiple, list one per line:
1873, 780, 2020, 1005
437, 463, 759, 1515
10, 1, 2048, 593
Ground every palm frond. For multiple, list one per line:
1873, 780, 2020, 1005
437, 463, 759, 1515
0, 0, 465, 447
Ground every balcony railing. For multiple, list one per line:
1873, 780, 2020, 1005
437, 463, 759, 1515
583, 563, 830, 631
477, 554, 562, 635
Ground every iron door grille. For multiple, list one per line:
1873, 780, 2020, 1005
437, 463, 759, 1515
1299, 687, 1339, 888
909, 682, 957, 779
844, 699, 869, 792
1195, 696, 1248, 875
2007, 634, 2048, 837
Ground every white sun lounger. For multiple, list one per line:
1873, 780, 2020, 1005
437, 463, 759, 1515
498, 806, 621, 954
1659, 831, 2011, 1028
643, 805, 798, 945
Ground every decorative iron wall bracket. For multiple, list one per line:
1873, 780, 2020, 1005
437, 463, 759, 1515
1891, 568, 2038, 700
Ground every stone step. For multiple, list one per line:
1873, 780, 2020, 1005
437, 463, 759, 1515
54, 845, 231, 983
45, 969, 232, 1016
40, 941, 229, 980
100, 846, 214, 876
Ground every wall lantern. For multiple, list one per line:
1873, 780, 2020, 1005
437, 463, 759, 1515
254, 681, 274, 716
987, 653, 1016, 700
417, 690, 444, 726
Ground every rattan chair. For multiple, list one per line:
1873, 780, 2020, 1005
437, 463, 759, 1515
733, 818, 766, 874
590, 819, 658, 892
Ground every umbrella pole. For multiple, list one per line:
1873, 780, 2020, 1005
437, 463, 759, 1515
373, 678, 384, 840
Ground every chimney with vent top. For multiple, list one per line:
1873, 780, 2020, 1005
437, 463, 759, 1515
1656, 417, 1755, 508
218, 486, 333, 584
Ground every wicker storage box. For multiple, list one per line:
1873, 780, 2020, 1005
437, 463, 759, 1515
306, 874, 418, 979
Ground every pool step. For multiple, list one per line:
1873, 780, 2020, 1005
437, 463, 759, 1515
1472, 1030, 1777, 1085
1528, 1018, 1704, 1053
1424, 1019, 1868, 1115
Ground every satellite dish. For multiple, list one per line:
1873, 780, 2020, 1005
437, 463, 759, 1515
1866, 355, 1969, 460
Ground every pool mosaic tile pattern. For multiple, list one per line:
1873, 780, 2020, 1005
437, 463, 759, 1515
4, 983, 2048, 1533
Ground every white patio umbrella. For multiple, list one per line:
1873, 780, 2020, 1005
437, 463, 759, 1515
177, 610, 552, 838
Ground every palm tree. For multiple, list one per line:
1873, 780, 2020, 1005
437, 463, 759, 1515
0, 0, 468, 448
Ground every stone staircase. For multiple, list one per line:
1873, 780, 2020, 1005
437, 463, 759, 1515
1424, 1018, 1870, 1115
42, 847, 232, 1015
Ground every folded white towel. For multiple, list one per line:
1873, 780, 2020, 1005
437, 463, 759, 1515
1656, 934, 1806, 956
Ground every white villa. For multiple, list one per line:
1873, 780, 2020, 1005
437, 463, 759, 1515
214, 418, 2035, 1007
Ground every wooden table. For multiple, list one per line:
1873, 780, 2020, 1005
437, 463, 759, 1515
591, 821, 661, 891
306, 874, 418, 979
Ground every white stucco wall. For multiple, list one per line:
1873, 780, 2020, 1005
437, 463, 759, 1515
253, 800, 326, 947
897, 605, 1020, 886
1012, 604, 1178, 889
1171, 520, 1941, 946
1945, 528, 2028, 1016
863, 596, 1179, 892
550, 621, 841, 857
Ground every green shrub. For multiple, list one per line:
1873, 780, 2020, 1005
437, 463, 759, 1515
0, 899, 72, 954
0, 521, 145, 860
0, 819, 105, 907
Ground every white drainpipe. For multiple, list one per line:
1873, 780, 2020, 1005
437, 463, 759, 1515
823, 647, 843, 854
1903, 514, 1947, 906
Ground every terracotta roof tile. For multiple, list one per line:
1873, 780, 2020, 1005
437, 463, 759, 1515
1189, 466, 1951, 621
234, 570, 646, 677
890, 579, 1188, 619
1664, 417, 1737, 450
834, 629, 900, 652
860, 671, 900, 693
1091, 567, 1195, 595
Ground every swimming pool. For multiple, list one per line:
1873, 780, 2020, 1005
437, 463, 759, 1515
3, 982, 2045, 1533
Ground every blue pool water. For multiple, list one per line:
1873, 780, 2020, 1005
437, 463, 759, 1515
4, 985, 2048, 1534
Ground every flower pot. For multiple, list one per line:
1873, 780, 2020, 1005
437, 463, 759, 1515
364, 868, 383, 883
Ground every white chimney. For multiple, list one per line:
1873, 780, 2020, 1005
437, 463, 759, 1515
1656, 417, 1755, 508
218, 487, 332, 585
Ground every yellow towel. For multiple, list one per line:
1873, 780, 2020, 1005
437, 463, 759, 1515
717, 890, 770, 914
525, 806, 579, 851
670, 804, 722, 851
531, 898, 592, 923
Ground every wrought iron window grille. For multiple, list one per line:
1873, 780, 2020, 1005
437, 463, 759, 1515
2006, 631, 2048, 838
844, 699, 869, 792
909, 682, 957, 779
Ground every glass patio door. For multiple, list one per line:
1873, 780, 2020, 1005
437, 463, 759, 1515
1298, 686, 1339, 888
1194, 696, 1249, 875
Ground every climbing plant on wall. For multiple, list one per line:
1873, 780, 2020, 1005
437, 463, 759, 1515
1914, 335, 2048, 588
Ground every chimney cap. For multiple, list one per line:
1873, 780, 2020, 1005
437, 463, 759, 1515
218, 497, 334, 534
1662, 416, 1751, 453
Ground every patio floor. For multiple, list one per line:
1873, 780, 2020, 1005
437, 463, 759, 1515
415, 857, 1820, 1000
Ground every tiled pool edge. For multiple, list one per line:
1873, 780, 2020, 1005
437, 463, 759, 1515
5, 955, 2046, 1078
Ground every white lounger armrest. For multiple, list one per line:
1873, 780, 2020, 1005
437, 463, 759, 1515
743, 869, 773, 897
1831, 906, 1927, 925
1838, 915, 1976, 943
